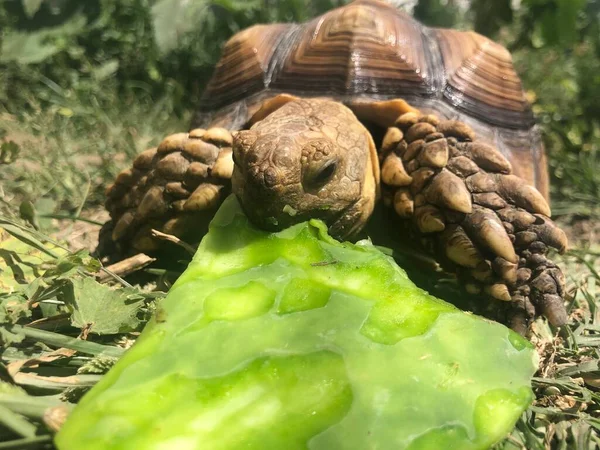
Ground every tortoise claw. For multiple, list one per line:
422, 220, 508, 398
436, 120, 475, 141
529, 268, 568, 326
463, 207, 517, 263
442, 225, 483, 268
211, 148, 234, 180
393, 188, 414, 218
424, 169, 472, 213
381, 110, 569, 333
382, 127, 404, 153
415, 205, 445, 233
506, 294, 536, 336
492, 257, 518, 285
381, 153, 412, 186
485, 283, 511, 302
495, 174, 551, 217
459, 142, 511, 173
537, 293, 568, 327
184, 184, 223, 211
418, 139, 449, 168
530, 215, 568, 253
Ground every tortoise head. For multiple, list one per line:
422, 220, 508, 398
231, 97, 379, 239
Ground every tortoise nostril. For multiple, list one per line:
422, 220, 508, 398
264, 167, 279, 187
249, 166, 260, 180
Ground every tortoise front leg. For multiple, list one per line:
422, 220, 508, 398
101, 128, 234, 257
378, 112, 568, 334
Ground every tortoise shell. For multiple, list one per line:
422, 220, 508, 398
193, 0, 548, 198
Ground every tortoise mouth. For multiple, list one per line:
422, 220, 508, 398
327, 200, 365, 239
232, 160, 364, 238
235, 189, 360, 239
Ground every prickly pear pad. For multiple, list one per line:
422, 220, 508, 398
56, 196, 536, 450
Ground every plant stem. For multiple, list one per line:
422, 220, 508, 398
0, 405, 37, 438
0, 435, 53, 449
13, 325, 124, 358
0, 394, 62, 418
38, 214, 104, 226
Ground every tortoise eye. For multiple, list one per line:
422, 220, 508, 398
304, 159, 338, 190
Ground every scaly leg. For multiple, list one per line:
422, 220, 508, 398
101, 128, 234, 257
378, 112, 568, 334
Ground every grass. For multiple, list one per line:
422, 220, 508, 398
498, 249, 600, 449
0, 74, 188, 215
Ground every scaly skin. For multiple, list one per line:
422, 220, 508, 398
103, 128, 234, 254
380, 112, 568, 333
232, 99, 378, 238
102, 98, 568, 333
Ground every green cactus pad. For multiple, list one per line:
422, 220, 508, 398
56, 196, 536, 450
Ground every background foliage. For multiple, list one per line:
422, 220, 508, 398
0, 0, 599, 218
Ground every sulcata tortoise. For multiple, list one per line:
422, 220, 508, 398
101, 0, 569, 334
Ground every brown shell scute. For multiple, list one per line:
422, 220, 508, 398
380, 111, 568, 333
272, 1, 432, 96
435, 29, 533, 127
198, 0, 533, 132
104, 129, 233, 254
201, 24, 292, 110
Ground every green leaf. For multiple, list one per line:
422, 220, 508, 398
19, 201, 38, 230
0, 141, 20, 165
62, 278, 145, 335
523, 0, 587, 48
0, 294, 31, 323
0, 14, 87, 64
44, 250, 101, 280
0, 223, 61, 260
33, 197, 57, 231
471, 0, 513, 37
413, 0, 461, 28
56, 196, 537, 450
22, 0, 44, 18
0, 227, 61, 291
92, 60, 119, 81
151, 0, 210, 54
0, 326, 25, 347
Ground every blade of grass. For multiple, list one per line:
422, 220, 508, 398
72, 173, 91, 221
13, 373, 102, 391
13, 325, 124, 358
98, 265, 133, 288
64, 172, 92, 238
558, 360, 600, 376
0, 394, 64, 418
0, 215, 72, 256
2, 214, 133, 289
38, 214, 104, 226
0, 404, 37, 438
0, 435, 53, 449
0, 223, 60, 259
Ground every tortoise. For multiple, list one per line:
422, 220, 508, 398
101, 0, 569, 334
